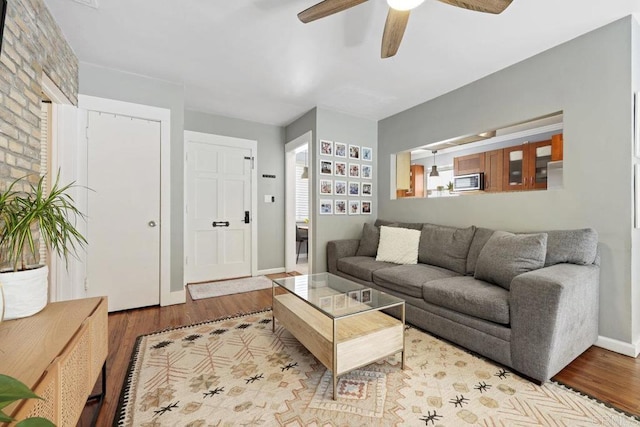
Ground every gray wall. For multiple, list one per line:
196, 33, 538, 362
79, 62, 186, 292
184, 110, 286, 271
378, 17, 635, 344
285, 108, 377, 272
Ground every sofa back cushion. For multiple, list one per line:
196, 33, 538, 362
356, 223, 380, 257
474, 231, 548, 290
418, 225, 476, 274
544, 228, 598, 266
376, 226, 421, 264
375, 219, 423, 230
466, 227, 496, 274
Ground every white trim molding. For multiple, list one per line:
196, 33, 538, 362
595, 335, 640, 358
78, 95, 174, 307
285, 131, 312, 274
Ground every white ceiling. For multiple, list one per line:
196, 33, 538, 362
43, 0, 640, 126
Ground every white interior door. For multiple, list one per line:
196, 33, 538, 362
86, 111, 161, 311
185, 133, 255, 283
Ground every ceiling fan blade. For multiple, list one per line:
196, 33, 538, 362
437, 0, 512, 14
381, 8, 410, 59
298, 0, 368, 23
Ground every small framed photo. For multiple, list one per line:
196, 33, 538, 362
334, 293, 347, 310
362, 147, 372, 162
319, 295, 333, 311
335, 180, 347, 195
319, 179, 333, 195
348, 290, 361, 307
361, 288, 372, 304
349, 163, 360, 178
335, 142, 347, 158
349, 182, 360, 196
320, 199, 333, 215
349, 200, 360, 215
320, 140, 333, 156
362, 182, 372, 196
349, 144, 360, 160
320, 160, 333, 176
361, 165, 372, 179
335, 199, 346, 215
361, 201, 372, 215
334, 161, 347, 177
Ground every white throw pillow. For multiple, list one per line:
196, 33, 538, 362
376, 226, 421, 264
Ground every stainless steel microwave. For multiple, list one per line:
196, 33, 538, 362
453, 173, 484, 191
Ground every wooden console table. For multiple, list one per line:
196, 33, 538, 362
0, 297, 108, 426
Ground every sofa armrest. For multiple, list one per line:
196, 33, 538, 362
510, 263, 599, 382
327, 239, 360, 274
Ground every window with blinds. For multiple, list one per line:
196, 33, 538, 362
295, 163, 309, 221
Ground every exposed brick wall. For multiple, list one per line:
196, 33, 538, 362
0, 0, 78, 190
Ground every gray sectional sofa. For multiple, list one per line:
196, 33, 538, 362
327, 220, 600, 383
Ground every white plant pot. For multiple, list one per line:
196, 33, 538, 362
0, 265, 49, 320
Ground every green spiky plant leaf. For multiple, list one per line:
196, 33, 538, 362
0, 171, 86, 271
0, 374, 54, 426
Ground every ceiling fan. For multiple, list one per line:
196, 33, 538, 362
298, 0, 513, 58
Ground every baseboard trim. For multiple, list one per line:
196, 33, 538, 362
257, 267, 286, 276
595, 335, 640, 357
161, 289, 186, 306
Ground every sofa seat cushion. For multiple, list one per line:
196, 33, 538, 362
372, 264, 460, 298
422, 276, 511, 325
336, 256, 396, 282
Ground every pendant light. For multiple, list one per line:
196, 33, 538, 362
301, 150, 309, 179
429, 150, 439, 177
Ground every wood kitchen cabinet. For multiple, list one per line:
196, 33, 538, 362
503, 140, 553, 191
551, 133, 563, 161
484, 149, 503, 192
397, 164, 424, 198
454, 152, 485, 176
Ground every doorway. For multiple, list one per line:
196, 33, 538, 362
184, 131, 258, 284
285, 132, 312, 274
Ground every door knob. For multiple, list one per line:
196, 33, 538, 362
148, 221, 157, 227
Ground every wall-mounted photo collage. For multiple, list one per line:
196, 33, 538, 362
319, 139, 372, 216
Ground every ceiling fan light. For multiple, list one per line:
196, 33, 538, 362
387, 0, 424, 11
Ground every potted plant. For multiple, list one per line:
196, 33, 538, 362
0, 374, 54, 426
0, 172, 86, 320
447, 181, 454, 193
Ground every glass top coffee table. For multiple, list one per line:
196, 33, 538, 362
271, 273, 405, 400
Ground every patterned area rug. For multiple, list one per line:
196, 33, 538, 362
115, 310, 639, 426
187, 276, 272, 300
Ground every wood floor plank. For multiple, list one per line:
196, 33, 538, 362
78, 274, 640, 425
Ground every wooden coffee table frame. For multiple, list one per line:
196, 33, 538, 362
272, 283, 405, 400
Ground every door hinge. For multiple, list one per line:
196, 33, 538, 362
185, 152, 188, 162
185, 256, 188, 265
84, 277, 88, 291
244, 156, 255, 170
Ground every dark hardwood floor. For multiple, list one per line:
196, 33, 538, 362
80, 272, 640, 425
